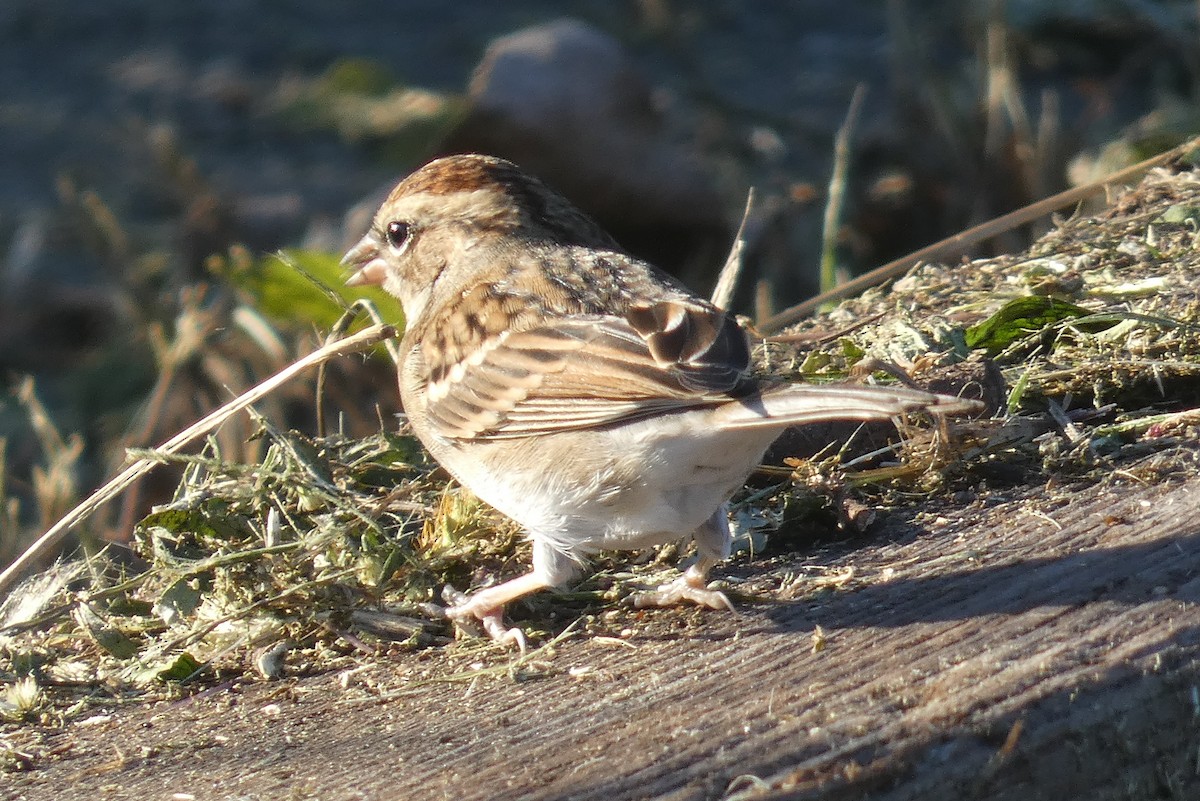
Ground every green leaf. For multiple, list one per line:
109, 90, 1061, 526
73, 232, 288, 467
964, 296, 1090, 353
215, 248, 405, 331
1156, 204, 1200, 225
799, 351, 831, 375
139, 507, 246, 545
839, 338, 865, 362
1006, 367, 1032, 414
156, 652, 205, 682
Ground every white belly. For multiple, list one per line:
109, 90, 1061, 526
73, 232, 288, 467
422, 408, 780, 558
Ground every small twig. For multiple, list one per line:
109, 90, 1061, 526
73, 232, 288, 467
0, 323, 398, 600
763, 310, 887, 345
1044, 398, 1083, 444
760, 134, 1200, 333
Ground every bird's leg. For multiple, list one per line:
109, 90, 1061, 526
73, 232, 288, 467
630, 506, 735, 611
443, 539, 579, 651
443, 574, 550, 651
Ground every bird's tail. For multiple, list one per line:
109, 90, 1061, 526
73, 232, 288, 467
712, 382, 982, 430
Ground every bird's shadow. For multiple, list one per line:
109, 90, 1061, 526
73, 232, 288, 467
743, 525, 1200, 636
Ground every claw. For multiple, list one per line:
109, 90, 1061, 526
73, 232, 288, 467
630, 581, 734, 611
442, 584, 527, 652
628, 564, 736, 612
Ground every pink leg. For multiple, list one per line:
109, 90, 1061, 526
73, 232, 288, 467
443, 572, 550, 651
442, 540, 580, 650
630, 507, 735, 611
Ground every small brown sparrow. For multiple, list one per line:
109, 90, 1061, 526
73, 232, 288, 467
344, 154, 978, 647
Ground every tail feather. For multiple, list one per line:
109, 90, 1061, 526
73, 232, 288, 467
713, 382, 981, 430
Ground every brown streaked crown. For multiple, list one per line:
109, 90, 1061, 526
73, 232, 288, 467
387, 154, 621, 250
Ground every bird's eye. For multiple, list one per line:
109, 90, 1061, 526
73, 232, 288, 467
385, 221, 411, 249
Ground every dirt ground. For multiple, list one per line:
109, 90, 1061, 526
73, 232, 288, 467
6, 468, 1200, 801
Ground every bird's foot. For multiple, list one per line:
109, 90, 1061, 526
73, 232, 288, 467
441, 585, 527, 652
629, 566, 735, 612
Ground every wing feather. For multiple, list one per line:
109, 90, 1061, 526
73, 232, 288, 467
420, 298, 754, 440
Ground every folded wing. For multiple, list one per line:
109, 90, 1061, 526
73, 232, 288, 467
421, 298, 755, 440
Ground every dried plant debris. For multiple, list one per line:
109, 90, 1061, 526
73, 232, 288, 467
1, 424, 506, 717
6, 166, 1200, 721
0, 398, 967, 718
775, 164, 1200, 481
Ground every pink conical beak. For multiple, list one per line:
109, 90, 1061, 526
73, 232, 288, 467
342, 237, 386, 287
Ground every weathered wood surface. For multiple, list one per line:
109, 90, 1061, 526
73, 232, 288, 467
9, 470, 1200, 800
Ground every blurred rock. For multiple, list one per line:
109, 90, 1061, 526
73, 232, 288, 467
443, 18, 729, 283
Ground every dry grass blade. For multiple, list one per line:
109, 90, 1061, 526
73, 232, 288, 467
819, 83, 866, 295
710, 188, 756, 311
0, 322, 398, 599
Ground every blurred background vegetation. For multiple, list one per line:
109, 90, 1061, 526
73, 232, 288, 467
2, 0, 1199, 575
